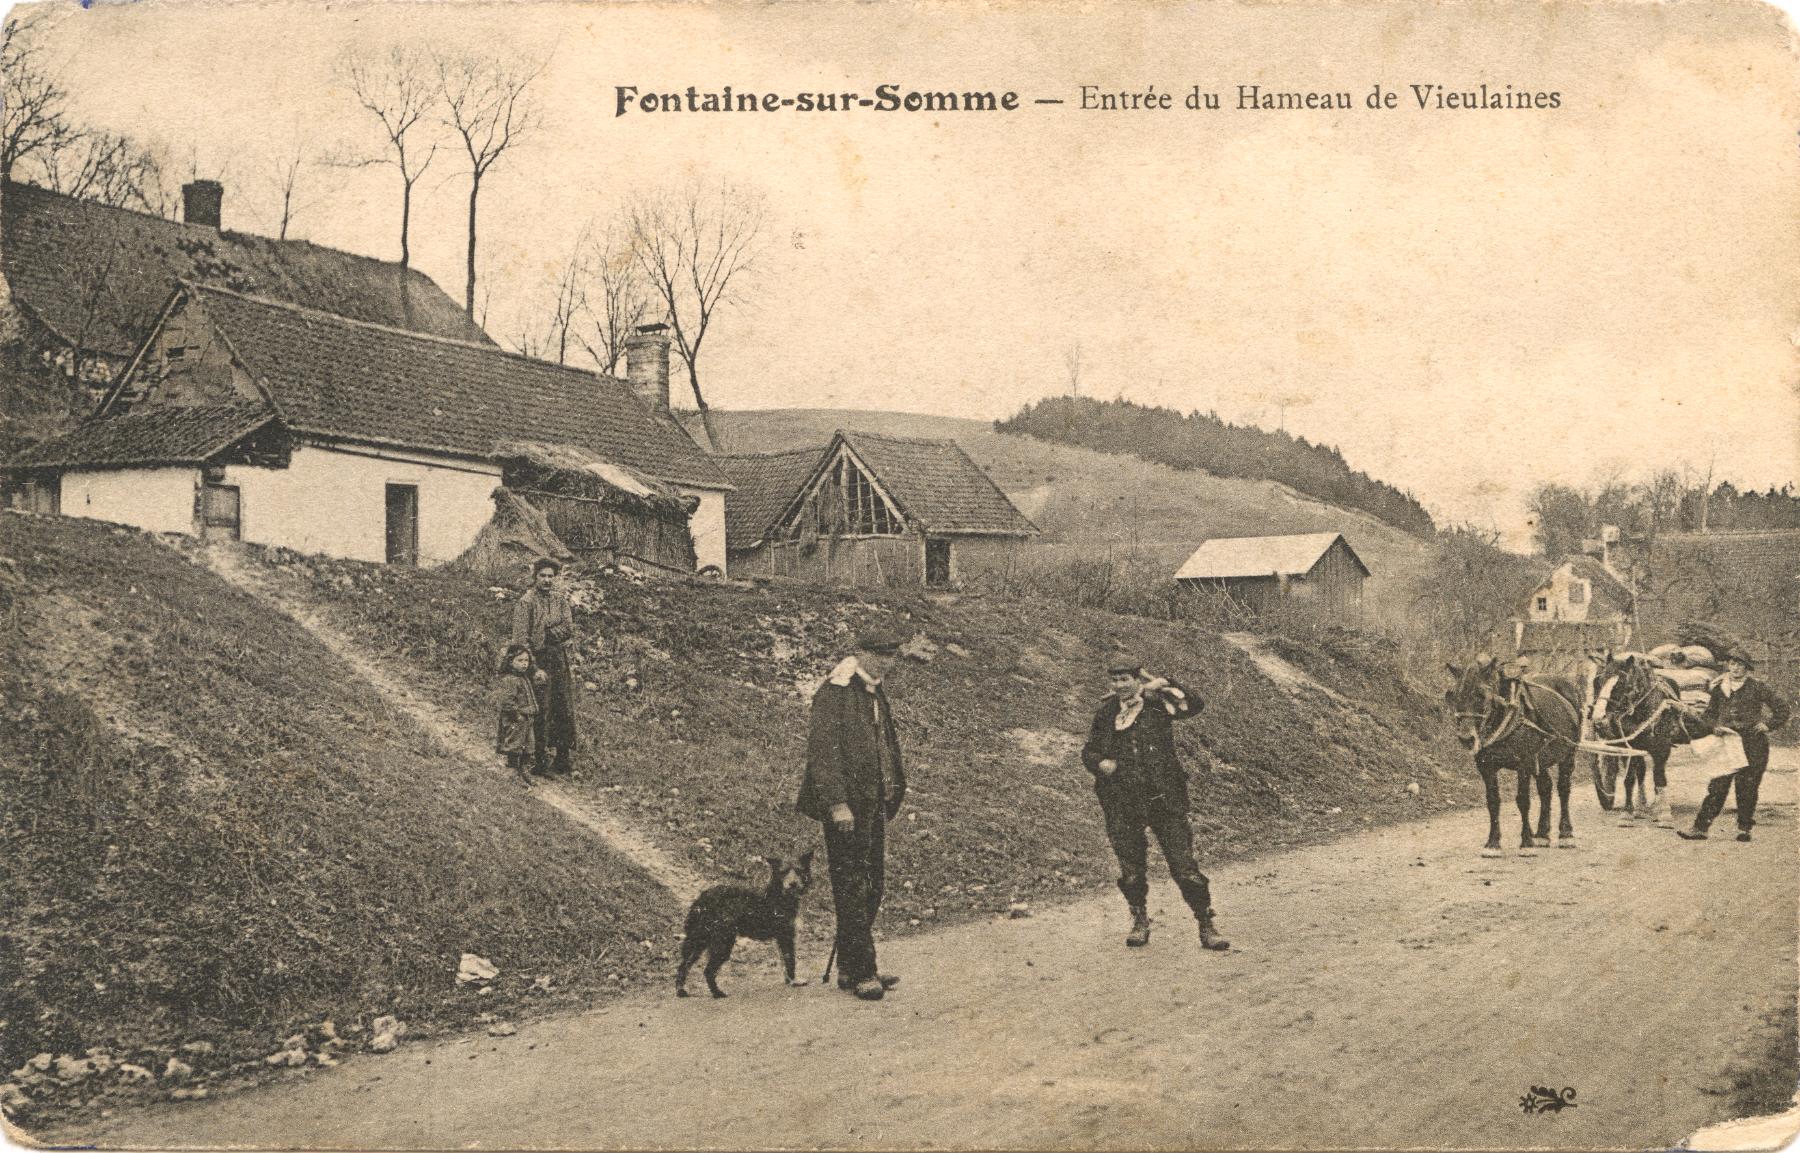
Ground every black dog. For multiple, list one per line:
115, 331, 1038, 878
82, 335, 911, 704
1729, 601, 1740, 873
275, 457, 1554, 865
675, 851, 814, 998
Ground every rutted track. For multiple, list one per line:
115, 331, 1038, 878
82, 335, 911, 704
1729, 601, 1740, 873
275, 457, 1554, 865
54, 750, 1797, 1151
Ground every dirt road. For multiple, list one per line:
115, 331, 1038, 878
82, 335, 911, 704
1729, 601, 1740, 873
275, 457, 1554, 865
54, 753, 1796, 1151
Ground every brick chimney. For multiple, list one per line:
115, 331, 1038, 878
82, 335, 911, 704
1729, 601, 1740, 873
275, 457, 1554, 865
625, 322, 671, 413
182, 180, 223, 229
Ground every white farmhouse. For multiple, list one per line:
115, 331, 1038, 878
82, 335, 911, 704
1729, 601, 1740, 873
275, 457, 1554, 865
4, 283, 732, 571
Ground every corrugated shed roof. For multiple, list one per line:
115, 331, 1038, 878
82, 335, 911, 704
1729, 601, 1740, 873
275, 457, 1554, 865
1175, 532, 1368, 580
716, 447, 827, 550
6, 404, 274, 469
2, 179, 489, 355
167, 286, 730, 490
835, 430, 1038, 536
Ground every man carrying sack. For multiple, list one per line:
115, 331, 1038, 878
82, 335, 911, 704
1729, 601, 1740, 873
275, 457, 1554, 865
1677, 648, 1790, 843
796, 631, 907, 1001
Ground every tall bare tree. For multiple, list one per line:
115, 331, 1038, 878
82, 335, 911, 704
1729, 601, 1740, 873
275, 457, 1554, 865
626, 177, 768, 450
573, 222, 647, 375
2, 9, 74, 183
254, 131, 319, 240
335, 46, 440, 276
1064, 340, 1083, 397
513, 236, 585, 364
433, 50, 543, 318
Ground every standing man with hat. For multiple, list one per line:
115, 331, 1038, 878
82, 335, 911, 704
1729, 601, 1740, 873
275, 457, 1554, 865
1678, 647, 1789, 842
512, 558, 579, 777
796, 630, 908, 1001
1082, 656, 1230, 952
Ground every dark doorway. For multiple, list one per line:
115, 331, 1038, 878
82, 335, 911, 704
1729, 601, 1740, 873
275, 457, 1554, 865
385, 484, 419, 566
200, 483, 240, 541
925, 538, 951, 586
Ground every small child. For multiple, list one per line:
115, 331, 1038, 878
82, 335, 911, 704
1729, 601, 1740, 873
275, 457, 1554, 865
495, 643, 540, 788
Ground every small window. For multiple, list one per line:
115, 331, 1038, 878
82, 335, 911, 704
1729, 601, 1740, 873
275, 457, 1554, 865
166, 345, 188, 362
1536, 596, 1549, 612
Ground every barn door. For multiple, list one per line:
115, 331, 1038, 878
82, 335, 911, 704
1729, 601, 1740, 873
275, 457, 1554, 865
200, 483, 240, 541
925, 538, 951, 586
385, 484, 419, 566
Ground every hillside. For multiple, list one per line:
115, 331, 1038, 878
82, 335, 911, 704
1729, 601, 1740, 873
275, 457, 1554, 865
0, 515, 675, 1124
681, 408, 1441, 621
1, 512, 1478, 1126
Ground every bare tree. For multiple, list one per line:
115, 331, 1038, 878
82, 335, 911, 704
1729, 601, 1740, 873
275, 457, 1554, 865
572, 222, 647, 375
2, 9, 76, 183
335, 45, 440, 276
433, 50, 543, 318
254, 131, 320, 240
36, 130, 169, 213
513, 235, 585, 364
1064, 341, 1083, 397
626, 177, 768, 450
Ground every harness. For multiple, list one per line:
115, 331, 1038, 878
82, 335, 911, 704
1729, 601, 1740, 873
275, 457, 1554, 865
1587, 669, 1691, 759
1455, 676, 1584, 756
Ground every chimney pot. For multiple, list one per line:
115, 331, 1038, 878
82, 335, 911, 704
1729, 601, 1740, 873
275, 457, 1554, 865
182, 180, 223, 229
625, 323, 671, 414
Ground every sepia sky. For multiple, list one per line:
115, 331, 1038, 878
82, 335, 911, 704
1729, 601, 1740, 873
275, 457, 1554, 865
11, 0, 1800, 543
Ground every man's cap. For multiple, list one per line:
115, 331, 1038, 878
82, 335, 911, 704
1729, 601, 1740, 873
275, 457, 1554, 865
1725, 647, 1756, 669
531, 557, 562, 575
1105, 655, 1142, 676
856, 629, 904, 655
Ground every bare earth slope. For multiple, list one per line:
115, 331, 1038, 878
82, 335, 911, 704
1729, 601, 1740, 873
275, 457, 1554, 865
57, 752, 1798, 1151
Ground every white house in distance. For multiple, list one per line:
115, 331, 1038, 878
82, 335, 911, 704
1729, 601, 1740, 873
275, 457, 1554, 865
3, 283, 732, 570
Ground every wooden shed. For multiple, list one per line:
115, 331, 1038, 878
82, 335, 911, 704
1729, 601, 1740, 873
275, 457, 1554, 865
717, 429, 1038, 588
1174, 531, 1371, 616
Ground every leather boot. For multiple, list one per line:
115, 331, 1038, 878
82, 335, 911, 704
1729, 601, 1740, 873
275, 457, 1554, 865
1198, 911, 1231, 951
1125, 907, 1151, 948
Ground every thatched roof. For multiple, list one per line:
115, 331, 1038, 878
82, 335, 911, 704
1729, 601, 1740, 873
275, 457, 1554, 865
3, 179, 488, 356
490, 439, 696, 522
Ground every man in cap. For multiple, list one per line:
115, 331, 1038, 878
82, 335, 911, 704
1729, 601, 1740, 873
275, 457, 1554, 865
796, 630, 908, 1001
1082, 656, 1230, 951
1678, 647, 1790, 842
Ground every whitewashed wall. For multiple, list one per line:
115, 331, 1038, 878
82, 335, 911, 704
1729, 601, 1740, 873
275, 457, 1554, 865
679, 485, 728, 573
63, 468, 197, 535
224, 443, 500, 566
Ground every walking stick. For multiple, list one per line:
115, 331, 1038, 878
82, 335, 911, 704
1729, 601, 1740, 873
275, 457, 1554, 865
820, 942, 838, 986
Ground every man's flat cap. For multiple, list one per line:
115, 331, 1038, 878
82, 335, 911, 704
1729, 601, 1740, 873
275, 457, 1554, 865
856, 630, 905, 655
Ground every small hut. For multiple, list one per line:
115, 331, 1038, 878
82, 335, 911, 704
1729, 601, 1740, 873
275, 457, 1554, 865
485, 440, 698, 574
1175, 532, 1370, 617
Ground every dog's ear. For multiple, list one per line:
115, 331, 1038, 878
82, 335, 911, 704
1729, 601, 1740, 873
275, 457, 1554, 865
763, 855, 783, 872
798, 848, 815, 872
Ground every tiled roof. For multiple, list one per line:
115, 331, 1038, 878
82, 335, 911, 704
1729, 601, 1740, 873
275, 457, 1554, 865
1175, 532, 1368, 580
3, 180, 488, 356
1545, 555, 1635, 617
161, 286, 729, 490
835, 430, 1038, 536
5, 404, 274, 469
716, 447, 827, 550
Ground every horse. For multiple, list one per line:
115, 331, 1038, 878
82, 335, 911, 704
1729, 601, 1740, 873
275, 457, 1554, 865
1587, 651, 1708, 825
1443, 657, 1584, 854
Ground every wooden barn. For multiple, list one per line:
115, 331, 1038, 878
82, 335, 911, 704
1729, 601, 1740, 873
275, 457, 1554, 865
1174, 531, 1370, 616
717, 429, 1038, 588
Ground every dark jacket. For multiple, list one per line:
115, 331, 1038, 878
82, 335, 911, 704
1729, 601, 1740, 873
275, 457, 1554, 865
1081, 680, 1203, 811
494, 672, 539, 756
1702, 675, 1790, 755
796, 658, 906, 822
512, 588, 574, 653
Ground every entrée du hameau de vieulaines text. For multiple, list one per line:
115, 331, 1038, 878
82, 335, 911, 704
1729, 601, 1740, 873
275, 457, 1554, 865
612, 82, 1563, 116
